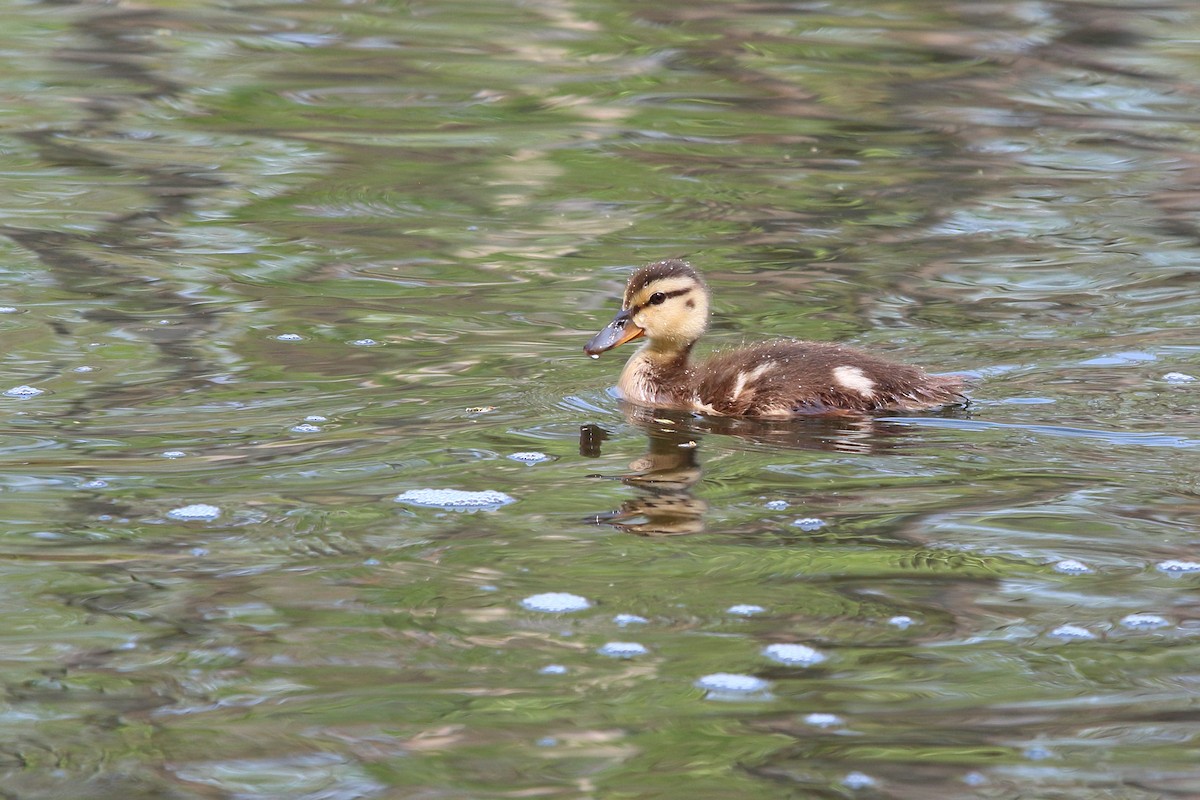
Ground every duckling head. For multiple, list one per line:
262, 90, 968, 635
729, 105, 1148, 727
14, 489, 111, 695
585, 260, 710, 357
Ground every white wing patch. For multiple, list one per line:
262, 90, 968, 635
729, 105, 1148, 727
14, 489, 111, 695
833, 365, 876, 397
730, 362, 775, 402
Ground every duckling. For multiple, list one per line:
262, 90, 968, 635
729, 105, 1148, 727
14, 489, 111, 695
584, 259, 965, 416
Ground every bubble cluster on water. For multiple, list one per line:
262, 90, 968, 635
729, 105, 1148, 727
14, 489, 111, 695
727, 604, 766, 616
597, 641, 649, 658
394, 488, 515, 511
763, 499, 790, 511
963, 772, 988, 787
613, 613, 648, 627
793, 517, 826, 531
694, 673, 771, 696
291, 423, 322, 433
1156, 559, 1200, 574
0, 306, 17, 314
1023, 745, 1054, 761
520, 592, 591, 613
507, 451, 550, 464
305, 415, 328, 422
1053, 558, 1092, 574
79, 479, 108, 489
1162, 372, 1197, 383
4, 385, 44, 398
763, 643, 826, 666
888, 615, 915, 629
161, 450, 187, 459
539, 664, 568, 675
842, 772, 876, 789
350, 338, 380, 347
1120, 613, 1170, 630
1048, 623, 1095, 640
73, 365, 94, 373
275, 333, 304, 342
167, 503, 222, 522
804, 712, 844, 728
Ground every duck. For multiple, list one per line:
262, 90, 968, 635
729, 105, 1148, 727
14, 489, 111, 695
584, 259, 966, 416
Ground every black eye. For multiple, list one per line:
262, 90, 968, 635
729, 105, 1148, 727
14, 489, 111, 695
648, 292, 667, 306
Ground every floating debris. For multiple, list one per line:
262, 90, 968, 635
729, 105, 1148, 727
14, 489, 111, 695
597, 641, 648, 659
727, 604, 766, 617
1053, 559, 1091, 575
4, 385, 44, 399
1156, 559, 1200, 574
507, 451, 550, 464
1048, 624, 1095, 641
1120, 613, 1170, 630
763, 643, 826, 667
521, 592, 591, 613
793, 517, 826, 531
464, 406, 497, 414
167, 503, 222, 522
394, 488, 514, 511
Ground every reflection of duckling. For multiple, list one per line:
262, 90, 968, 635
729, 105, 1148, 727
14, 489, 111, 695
581, 420, 706, 536
585, 260, 966, 415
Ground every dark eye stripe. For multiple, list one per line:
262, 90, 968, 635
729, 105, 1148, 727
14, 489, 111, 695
638, 287, 691, 310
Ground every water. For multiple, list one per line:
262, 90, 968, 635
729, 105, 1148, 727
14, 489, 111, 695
1, 0, 1200, 797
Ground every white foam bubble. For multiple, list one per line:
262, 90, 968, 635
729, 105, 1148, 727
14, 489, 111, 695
1163, 372, 1197, 383
613, 613, 648, 627
694, 673, 770, 694
1053, 559, 1091, 574
4, 385, 43, 399
1048, 624, 1095, 640
793, 517, 826, 531
804, 712, 844, 728
167, 503, 222, 522
597, 641, 649, 658
395, 488, 515, 511
763, 643, 826, 667
726, 604, 766, 616
520, 592, 591, 613
507, 451, 550, 464
1156, 559, 1200, 574
842, 772, 875, 789
1121, 613, 1170, 630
